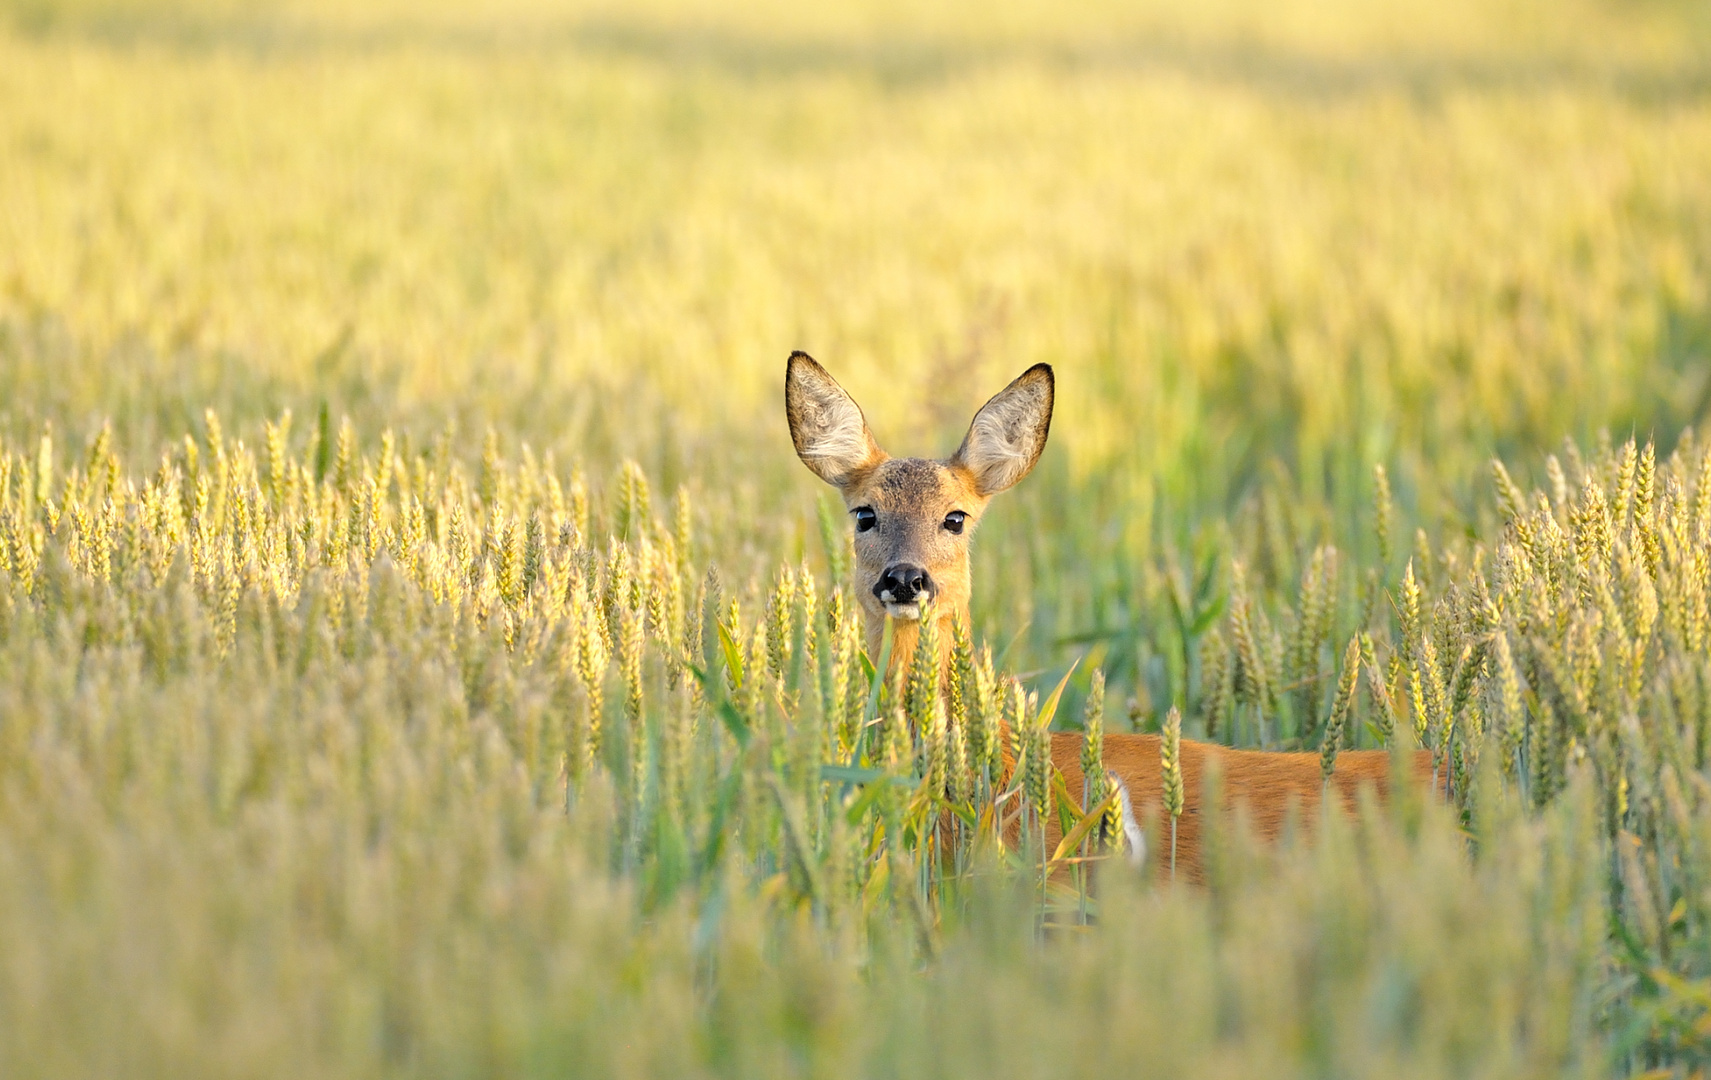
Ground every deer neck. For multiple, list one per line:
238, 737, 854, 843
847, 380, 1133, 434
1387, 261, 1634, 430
865, 603, 965, 683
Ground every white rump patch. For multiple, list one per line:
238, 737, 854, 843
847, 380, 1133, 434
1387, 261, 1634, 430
1113, 776, 1147, 870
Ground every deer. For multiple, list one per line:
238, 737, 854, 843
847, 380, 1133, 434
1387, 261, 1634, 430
784, 351, 1436, 884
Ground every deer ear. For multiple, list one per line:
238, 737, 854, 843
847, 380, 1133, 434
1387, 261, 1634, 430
785, 352, 886, 489
952, 364, 1054, 497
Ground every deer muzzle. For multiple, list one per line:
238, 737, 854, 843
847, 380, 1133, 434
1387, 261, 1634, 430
874, 563, 933, 619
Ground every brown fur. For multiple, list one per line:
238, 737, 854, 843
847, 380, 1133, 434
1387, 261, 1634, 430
784, 351, 1054, 668
842, 458, 983, 666
1016, 734, 1438, 885
784, 352, 1437, 883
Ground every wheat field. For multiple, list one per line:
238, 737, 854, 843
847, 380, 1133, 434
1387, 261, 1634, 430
1, 0, 1710, 1075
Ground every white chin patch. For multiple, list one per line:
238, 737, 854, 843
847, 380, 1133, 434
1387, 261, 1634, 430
883, 602, 922, 621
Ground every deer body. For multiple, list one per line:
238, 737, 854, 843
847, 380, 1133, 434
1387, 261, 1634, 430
785, 351, 1430, 877
1037, 734, 1435, 884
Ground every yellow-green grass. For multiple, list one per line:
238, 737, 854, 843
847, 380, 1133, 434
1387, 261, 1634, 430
0, 419, 1622, 1077
3, 0, 1711, 1073
4, 0, 1710, 692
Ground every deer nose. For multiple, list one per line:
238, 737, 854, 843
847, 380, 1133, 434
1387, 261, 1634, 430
875, 564, 933, 605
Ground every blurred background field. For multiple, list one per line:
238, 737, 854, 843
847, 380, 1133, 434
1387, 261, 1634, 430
5, 0, 1710, 656
2, 0, 1711, 1075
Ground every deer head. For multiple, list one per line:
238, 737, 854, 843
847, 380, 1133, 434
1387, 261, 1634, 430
784, 351, 1054, 669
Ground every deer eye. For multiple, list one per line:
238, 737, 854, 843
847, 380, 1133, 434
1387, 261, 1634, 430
943, 511, 967, 534
853, 507, 877, 533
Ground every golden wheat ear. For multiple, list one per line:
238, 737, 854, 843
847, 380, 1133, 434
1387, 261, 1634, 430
784, 351, 887, 489
951, 363, 1054, 497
